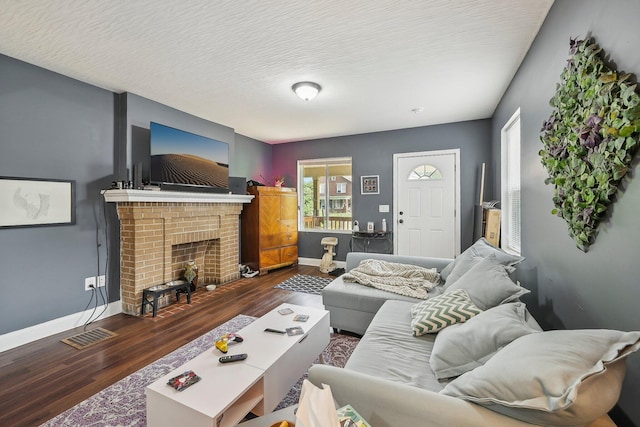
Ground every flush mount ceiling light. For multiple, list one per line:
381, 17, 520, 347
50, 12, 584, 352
292, 81, 321, 101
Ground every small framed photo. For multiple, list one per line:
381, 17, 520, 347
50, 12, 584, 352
360, 175, 379, 195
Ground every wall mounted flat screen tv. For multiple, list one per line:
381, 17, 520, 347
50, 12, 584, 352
150, 122, 229, 190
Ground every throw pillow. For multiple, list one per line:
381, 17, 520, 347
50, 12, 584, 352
410, 289, 482, 336
444, 253, 514, 287
430, 302, 542, 379
444, 254, 529, 310
441, 329, 640, 426
440, 237, 524, 285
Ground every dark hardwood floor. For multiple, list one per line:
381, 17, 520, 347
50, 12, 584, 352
0, 265, 329, 427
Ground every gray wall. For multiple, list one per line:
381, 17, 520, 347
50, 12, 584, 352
491, 1, 640, 424
272, 120, 493, 261
0, 54, 114, 334
234, 133, 273, 182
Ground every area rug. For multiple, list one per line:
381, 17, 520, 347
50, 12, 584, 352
274, 274, 332, 295
40, 314, 359, 426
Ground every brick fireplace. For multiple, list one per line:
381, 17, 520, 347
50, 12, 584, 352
104, 190, 253, 315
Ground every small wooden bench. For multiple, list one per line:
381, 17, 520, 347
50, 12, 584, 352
141, 280, 192, 317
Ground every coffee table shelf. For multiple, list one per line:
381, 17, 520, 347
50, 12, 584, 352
216, 378, 264, 427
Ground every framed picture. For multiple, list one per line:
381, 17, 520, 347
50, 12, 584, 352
0, 177, 75, 229
361, 175, 380, 195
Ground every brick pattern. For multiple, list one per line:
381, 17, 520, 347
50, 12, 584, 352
116, 202, 243, 315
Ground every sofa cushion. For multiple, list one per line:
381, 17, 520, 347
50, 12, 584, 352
444, 255, 529, 310
440, 238, 524, 285
441, 329, 640, 426
410, 289, 482, 335
345, 300, 447, 391
430, 302, 542, 379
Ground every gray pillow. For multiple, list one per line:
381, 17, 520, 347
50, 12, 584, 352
444, 253, 516, 287
440, 237, 524, 284
441, 329, 640, 426
430, 302, 541, 379
444, 254, 529, 310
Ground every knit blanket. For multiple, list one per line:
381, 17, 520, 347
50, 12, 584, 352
342, 259, 440, 299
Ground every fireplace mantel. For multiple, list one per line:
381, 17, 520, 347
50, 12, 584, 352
103, 189, 254, 204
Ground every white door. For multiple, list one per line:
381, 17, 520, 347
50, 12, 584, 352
393, 149, 460, 258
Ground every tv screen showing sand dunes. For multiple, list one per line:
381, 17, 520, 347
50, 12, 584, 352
150, 122, 229, 188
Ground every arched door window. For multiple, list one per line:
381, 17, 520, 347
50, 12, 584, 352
408, 164, 443, 180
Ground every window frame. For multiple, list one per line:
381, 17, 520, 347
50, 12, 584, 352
500, 108, 522, 255
297, 157, 353, 234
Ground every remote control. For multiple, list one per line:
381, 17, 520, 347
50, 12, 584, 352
219, 353, 248, 363
264, 328, 286, 334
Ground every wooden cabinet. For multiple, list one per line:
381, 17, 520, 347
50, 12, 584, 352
241, 186, 298, 274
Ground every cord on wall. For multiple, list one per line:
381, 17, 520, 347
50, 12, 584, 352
83, 194, 110, 329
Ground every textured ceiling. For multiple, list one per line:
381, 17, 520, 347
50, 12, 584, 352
0, 1, 554, 143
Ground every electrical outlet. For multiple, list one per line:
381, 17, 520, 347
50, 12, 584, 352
85, 276, 96, 291
97, 275, 106, 287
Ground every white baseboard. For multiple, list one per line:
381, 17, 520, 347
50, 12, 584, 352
0, 301, 122, 353
298, 257, 346, 269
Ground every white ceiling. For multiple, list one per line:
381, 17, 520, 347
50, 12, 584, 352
0, 1, 553, 144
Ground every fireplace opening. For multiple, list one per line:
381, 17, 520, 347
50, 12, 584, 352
172, 241, 207, 291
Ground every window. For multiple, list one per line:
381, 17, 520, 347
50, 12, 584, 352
408, 164, 443, 180
298, 157, 352, 232
501, 109, 521, 255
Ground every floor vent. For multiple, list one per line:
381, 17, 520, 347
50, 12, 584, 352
61, 327, 118, 350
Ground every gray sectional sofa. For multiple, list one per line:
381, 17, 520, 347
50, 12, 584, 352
321, 251, 450, 335
308, 243, 637, 427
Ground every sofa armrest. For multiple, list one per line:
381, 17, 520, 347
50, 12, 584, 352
308, 364, 539, 427
345, 252, 452, 272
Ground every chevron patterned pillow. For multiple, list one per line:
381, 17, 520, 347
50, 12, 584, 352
411, 289, 483, 336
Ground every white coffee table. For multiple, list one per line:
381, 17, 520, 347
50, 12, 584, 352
146, 303, 330, 427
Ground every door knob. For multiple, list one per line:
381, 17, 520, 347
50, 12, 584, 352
399, 219, 404, 224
